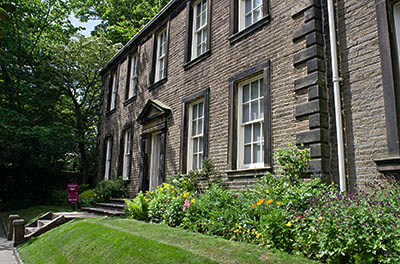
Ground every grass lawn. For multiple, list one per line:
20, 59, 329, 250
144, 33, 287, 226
0, 205, 74, 230
18, 217, 318, 264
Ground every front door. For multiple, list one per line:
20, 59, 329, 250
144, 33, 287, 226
149, 133, 162, 191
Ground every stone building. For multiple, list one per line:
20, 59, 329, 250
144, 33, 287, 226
98, 0, 400, 197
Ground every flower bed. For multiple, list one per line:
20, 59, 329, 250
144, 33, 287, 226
125, 146, 400, 263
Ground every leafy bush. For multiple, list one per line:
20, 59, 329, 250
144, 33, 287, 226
134, 145, 400, 263
94, 178, 127, 202
124, 192, 148, 221
79, 189, 96, 207
275, 143, 311, 183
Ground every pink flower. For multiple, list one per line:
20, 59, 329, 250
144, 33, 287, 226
183, 199, 191, 212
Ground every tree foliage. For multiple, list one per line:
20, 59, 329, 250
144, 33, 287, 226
72, 0, 170, 44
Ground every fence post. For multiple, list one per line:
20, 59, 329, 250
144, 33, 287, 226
7, 214, 20, 241
13, 219, 25, 246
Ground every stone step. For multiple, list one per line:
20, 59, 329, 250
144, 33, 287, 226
82, 207, 124, 216
109, 198, 127, 204
95, 202, 125, 210
37, 220, 52, 227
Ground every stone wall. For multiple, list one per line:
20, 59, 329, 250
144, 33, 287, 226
97, 0, 390, 196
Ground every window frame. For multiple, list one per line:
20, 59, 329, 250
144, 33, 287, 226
237, 75, 265, 169
125, 53, 138, 101
376, 0, 400, 157
229, 0, 270, 44
107, 68, 119, 112
155, 29, 167, 82
191, 0, 208, 60
122, 128, 133, 180
104, 136, 113, 180
187, 99, 205, 171
180, 88, 210, 174
228, 60, 271, 171
184, 0, 211, 68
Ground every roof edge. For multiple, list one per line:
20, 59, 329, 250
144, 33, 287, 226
100, 0, 181, 76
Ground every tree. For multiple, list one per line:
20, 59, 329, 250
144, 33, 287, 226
72, 0, 170, 44
53, 34, 121, 184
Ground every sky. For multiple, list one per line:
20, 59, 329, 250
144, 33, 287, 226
69, 14, 102, 37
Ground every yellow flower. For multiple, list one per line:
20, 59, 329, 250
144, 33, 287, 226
172, 190, 175, 193
286, 222, 292, 227
183, 193, 189, 198
256, 198, 265, 205
191, 198, 195, 203
265, 199, 273, 205
251, 229, 255, 233
252, 204, 256, 209
265, 190, 269, 194
318, 216, 323, 221
234, 229, 239, 233
276, 201, 281, 206
256, 233, 262, 239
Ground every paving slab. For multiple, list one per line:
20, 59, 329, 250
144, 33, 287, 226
0, 222, 18, 264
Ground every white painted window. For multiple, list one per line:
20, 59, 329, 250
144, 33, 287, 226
122, 130, 132, 180
237, 76, 264, 168
155, 29, 167, 82
394, 3, 400, 70
239, 0, 263, 31
128, 55, 138, 99
110, 71, 118, 110
104, 137, 112, 180
192, 0, 208, 59
188, 100, 204, 171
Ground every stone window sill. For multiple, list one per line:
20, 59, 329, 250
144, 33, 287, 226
183, 50, 211, 71
229, 16, 270, 45
149, 78, 167, 91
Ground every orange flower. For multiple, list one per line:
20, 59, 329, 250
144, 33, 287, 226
256, 199, 265, 205
252, 204, 256, 209
276, 201, 281, 206
265, 199, 273, 205
93, 193, 97, 197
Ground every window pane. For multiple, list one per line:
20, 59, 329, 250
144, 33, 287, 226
199, 102, 204, 117
193, 104, 198, 119
245, 14, 252, 28
193, 154, 198, 170
244, 145, 251, 164
199, 137, 203, 152
251, 81, 258, 99
196, 14, 201, 30
243, 84, 250, 103
201, 12, 206, 27
202, 0, 207, 12
253, 143, 261, 163
253, 8, 261, 23
253, 123, 261, 142
251, 100, 259, 120
193, 138, 198, 153
260, 79, 264, 95
260, 99, 264, 119
199, 155, 203, 168
245, 125, 252, 144
245, 0, 252, 13
203, 29, 207, 42
243, 103, 250, 123
198, 118, 203, 134
254, 0, 261, 8
192, 120, 197, 136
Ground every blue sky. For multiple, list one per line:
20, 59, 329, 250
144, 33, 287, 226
69, 14, 102, 37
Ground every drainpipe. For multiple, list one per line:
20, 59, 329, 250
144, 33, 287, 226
327, 0, 346, 192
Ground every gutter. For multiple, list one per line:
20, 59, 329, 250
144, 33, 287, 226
100, 0, 180, 75
327, 0, 346, 192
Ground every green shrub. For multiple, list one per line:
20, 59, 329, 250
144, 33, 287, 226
275, 143, 311, 183
79, 189, 96, 207
124, 192, 149, 221
94, 178, 127, 202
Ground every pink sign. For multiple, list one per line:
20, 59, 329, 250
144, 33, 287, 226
67, 184, 79, 204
